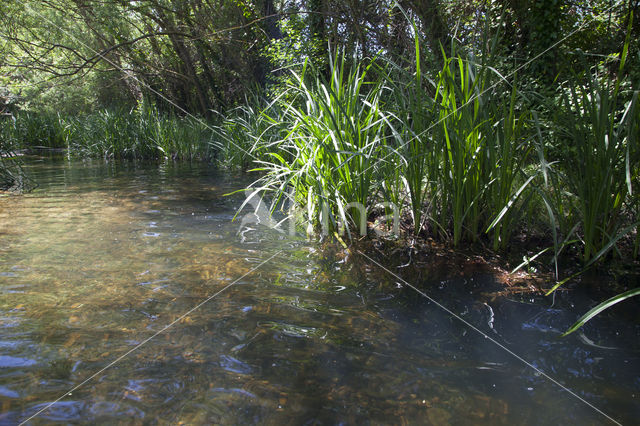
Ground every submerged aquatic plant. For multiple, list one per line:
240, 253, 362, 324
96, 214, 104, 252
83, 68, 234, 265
0, 117, 35, 192
0, 143, 34, 192
0, 153, 29, 192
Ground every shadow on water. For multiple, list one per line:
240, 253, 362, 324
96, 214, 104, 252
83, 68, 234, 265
0, 157, 637, 424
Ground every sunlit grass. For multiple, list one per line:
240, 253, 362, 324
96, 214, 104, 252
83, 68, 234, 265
554, 77, 638, 262
248, 51, 388, 237
230, 40, 638, 270
0, 106, 220, 161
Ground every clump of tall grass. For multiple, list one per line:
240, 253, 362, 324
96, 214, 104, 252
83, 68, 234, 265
1, 105, 220, 160
68, 106, 219, 160
213, 94, 284, 170
541, 36, 640, 266
231, 27, 638, 275
0, 112, 68, 149
241, 45, 540, 246
377, 35, 438, 237
430, 51, 535, 247
379, 45, 537, 248
248, 51, 388, 237
554, 79, 637, 263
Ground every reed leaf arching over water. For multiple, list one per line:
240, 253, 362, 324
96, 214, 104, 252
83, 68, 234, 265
242, 46, 543, 250
249, 50, 388, 237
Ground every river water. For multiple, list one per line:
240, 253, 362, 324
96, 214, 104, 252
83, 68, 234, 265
0, 158, 637, 424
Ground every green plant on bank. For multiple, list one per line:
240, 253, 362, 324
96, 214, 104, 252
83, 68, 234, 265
378, 31, 438, 237
241, 42, 542, 248
434, 52, 485, 246
434, 50, 537, 248
0, 111, 68, 149
248, 50, 387, 237
0, 105, 220, 160
374, 17, 538, 247
552, 48, 639, 264
540, 21, 640, 335
484, 85, 536, 251
214, 94, 284, 171
69, 106, 219, 160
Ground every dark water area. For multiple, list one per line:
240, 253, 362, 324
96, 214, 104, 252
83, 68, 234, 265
0, 157, 638, 424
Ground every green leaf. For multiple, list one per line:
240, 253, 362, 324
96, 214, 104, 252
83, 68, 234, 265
562, 288, 640, 336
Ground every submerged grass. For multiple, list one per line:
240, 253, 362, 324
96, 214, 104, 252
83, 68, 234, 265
0, 122, 34, 192
0, 149, 32, 192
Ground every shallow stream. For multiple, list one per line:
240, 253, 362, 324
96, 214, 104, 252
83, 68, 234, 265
0, 158, 637, 424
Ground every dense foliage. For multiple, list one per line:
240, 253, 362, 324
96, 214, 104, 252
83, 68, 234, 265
1, 1, 639, 328
1, 1, 637, 115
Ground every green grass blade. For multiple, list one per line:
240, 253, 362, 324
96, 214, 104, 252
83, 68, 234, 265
562, 287, 640, 336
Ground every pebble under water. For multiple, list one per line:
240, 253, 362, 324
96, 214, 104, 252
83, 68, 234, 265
0, 158, 638, 424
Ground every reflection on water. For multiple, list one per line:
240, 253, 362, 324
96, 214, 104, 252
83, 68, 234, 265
0, 158, 638, 424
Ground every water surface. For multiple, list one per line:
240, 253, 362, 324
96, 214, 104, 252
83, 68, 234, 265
0, 158, 638, 424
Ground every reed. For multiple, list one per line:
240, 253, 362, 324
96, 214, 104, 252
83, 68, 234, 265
552, 72, 638, 263
68, 106, 219, 160
1, 106, 219, 161
0, 112, 67, 149
377, 36, 438, 236
213, 94, 283, 170
250, 50, 387, 236
239, 43, 543, 247
430, 49, 538, 248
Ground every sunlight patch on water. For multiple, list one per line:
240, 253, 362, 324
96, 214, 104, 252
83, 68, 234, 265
0, 159, 637, 424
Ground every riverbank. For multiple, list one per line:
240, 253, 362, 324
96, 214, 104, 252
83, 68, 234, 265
0, 108, 219, 161
2, 45, 639, 326
0, 157, 637, 424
